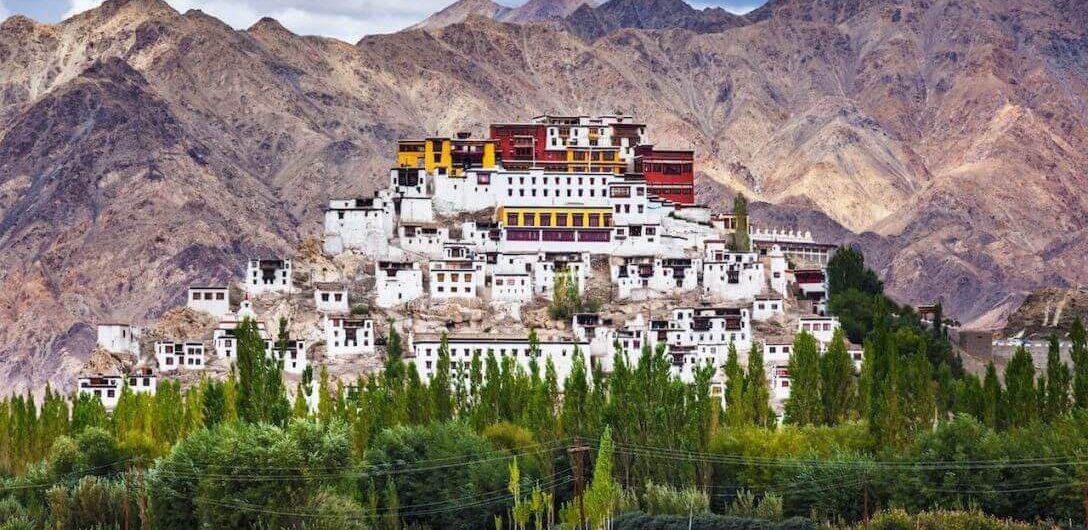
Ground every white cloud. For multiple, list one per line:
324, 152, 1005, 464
0, 0, 10, 20
61, 0, 458, 41
57, 0, 767, 41
64, 0, 104, 18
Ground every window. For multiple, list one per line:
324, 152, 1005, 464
588, 214, 600, 227
507, 213, 518, 225
556, 213, 568, 227
572, 213, 584, 226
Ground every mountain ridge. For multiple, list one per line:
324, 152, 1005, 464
0, 0, 1086, 394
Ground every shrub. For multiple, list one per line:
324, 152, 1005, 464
610, 511, 815, 530
863, 510, 1031, 530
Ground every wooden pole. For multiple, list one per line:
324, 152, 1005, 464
569, 438, 590, 530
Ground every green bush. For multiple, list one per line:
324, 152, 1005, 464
863, 510, 1031, 530
610, 511, 815, 530
0, 516, 33, 530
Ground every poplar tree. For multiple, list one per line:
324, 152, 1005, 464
235, 317, 266, 424
431, 332, 454, 421
1003, 346, 1037, 429
561, 348, 592, 438
201, 378, 227, 427
723, 342, 748, 426
784, 331, 822, 425
982, 362, 1002, 429
821, 328, 856, 425
1072, 318, 1088, 408
318, 365, 334, 421
1045, 334, 1072, 420
732, 194, 750, 252
744, 342, 773, 427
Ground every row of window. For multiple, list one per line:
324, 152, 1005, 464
505, 212, 613, 228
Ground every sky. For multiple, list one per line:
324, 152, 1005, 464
0, 0, 766, 42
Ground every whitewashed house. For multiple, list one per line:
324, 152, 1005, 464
702, 250, 764, 302
314, 283, 350, 314
398, 224, 449, 259
323, 196, 395, 256
375, 261, 423, 308
267, 338, 308, 374
127, 367, 157, 395
245, 259, 293, 296
611, 256, 700, 300
324, 316, 375, 356
78, 373, 123, 409
213, 318, 270, 360
187, 286, 231, 318
491, 273, 533, 302
767, 245, 789, 297
752, 295, 785, 321
429, 261, 478, 300
155, 341, 205, 372
96, 323, 141, 356
798, 316, 840, 345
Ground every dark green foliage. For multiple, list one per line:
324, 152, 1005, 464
610, 511, 815, 530
1002, 346, 1036, 429
365, 422, 509, 530
1044, 335, 1072, 420
826, 246, 881, 297
732, 195, 750, 252
148, 419, 353, 530
784, 332, 821, 426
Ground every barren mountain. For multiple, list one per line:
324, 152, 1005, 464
566, 0, 745, 41
411, 0, 513, 31
1, 0, 1087, 393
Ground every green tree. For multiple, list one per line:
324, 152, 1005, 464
1045, 334, 1072, 420
1003, 346, 1037, 429
744, 342, 772, 427
732, 194, 750, 252
784, 332, 821, 426
584, 426, 621, 530
431, 332, 454, 421
820, 328, 856, 425
723, 342, 748, 426
982, 362, 1002, 429
1073, 318, 1088, 409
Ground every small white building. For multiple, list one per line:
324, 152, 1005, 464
702, 250, 765, 302
155, 341, 206, 372
410, 333, 591, 390
798, 316, 841, 345
398, 224, 449, 259
491, 273, 533, 302
429, 261, 478, 299
126, 367, 157, 395
611, 256, 700, 300
77, 373, 123, 409
762, 339, 793, 366
213, 318, 270, 360
375, 261, 424, 308
245, 259, 294, 296
324, 316, 375, 356
96, 323, 141, 356
187, 286, 231, 318
267, 338, 308, 374
752, 295, 785, 321
314, 283, 350, 314
323, 196, 395, 256
767, 245, 789, 297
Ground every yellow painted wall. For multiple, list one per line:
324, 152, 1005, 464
497, 206, 613, 228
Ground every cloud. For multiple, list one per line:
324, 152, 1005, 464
61, 0, 458, 41
58, 0, 769, 41
0, 0, 10, 20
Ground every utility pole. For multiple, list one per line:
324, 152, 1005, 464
569, 438, 590, 530
863, 471, 870, 530
1082, 482, 1087, 530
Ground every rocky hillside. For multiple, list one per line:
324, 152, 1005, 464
1, 0, 1087, 393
